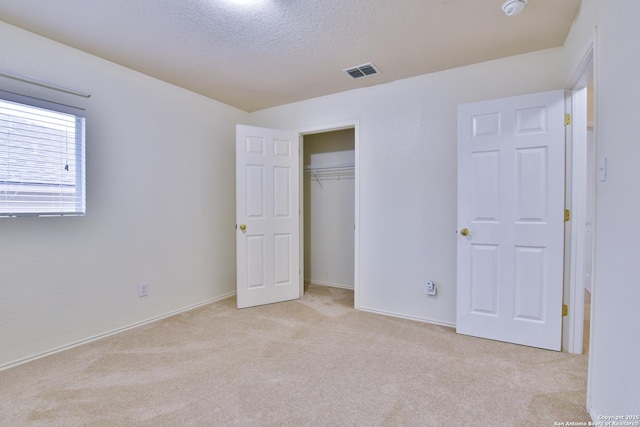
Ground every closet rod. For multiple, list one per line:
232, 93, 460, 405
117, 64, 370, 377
305, 162, 354, 171
0, 69, 92, 98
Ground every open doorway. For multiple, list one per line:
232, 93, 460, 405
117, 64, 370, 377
302, 128, 356, 293
563, 45, 595, 355
583, 79, 595, 351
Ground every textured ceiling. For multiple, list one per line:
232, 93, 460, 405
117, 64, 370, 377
0, 0, 582, 112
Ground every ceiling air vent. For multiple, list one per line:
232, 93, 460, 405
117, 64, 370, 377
343, 63, 379, 79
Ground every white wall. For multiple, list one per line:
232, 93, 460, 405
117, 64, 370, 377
0, 22, 248, 368
563, 0, 640, 416
304, 129, 355, 289
250, 48, 564, 325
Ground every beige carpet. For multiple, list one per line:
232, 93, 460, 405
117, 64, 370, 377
0, 285, 590, 426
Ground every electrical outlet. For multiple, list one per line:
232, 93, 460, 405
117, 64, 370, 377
139, 283, 149, 297
425, 281, 437, 296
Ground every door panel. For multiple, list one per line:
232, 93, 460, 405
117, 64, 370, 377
470, 244, 500, 315
236, 125, 299, 308
457, 91, 565, 351
513, 246, 545, 321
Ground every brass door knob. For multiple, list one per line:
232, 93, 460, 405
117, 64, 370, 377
460, 228, 470, 236
239, 224, 246, 231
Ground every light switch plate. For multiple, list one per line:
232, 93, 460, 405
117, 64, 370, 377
599, 157, 607, 182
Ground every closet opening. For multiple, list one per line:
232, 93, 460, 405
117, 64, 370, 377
301, 128, 356, 296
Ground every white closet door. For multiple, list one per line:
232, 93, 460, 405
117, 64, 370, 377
236, 125, 300, 308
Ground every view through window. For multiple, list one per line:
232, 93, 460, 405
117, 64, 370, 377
0, 91, 85, 217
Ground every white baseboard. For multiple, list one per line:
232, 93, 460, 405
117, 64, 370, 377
305, 280, 354, 290
357, 305, 456, 329
0, 292, 236, 372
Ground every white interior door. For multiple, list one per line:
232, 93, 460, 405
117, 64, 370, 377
456, 90, 565, 351
236, 124, 300, 309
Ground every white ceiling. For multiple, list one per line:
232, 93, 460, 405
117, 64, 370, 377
0, 0, 581, 112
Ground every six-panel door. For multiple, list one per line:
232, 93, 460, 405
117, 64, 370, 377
236, 125, 300, 309
457, 91, 565, 351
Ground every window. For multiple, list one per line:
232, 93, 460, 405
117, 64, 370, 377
0, 90, 85, 217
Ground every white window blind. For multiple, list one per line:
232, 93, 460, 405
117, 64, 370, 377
0, 90, 86, 217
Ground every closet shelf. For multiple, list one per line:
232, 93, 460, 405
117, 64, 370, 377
305, 162, 355, 187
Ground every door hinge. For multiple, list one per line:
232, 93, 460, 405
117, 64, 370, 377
564, 113, 571, 126
564, 209, 571, 222
562, 304, 568, 317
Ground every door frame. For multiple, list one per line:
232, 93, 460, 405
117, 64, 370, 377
563, 42, 596, 355
296, 120, 360, 308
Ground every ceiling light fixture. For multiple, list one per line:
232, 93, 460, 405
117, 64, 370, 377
501, 0, 528, 16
